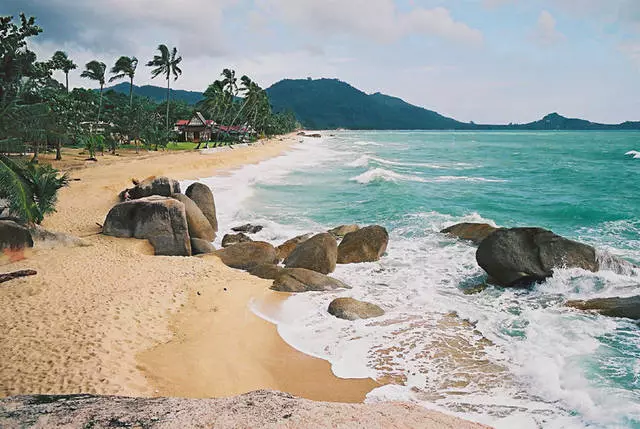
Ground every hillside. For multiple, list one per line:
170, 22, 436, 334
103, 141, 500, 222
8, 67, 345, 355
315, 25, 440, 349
514, 112, 640, 130
265, 78, 465, 130
104, 82, 203, 105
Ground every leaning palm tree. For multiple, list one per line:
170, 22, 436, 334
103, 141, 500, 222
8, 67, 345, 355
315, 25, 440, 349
109, 56, 138, 106
50, 51, 77, 92
80, 60, 107, 123
146, 44, 182, 140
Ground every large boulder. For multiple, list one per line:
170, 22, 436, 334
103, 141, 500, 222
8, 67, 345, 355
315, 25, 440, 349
171, 194, 216, 242
28, 225, 88, 249
271, 268, 350, 293
232, 224, 263, 234
191, 238, 216, 255
337, 225, 389, 264
328, 224, 360, 239
215, 241, 278, 270
222, 233, 253, 248
0, 220, 33, 251
476, 227, 598, 287
119, 176, 180, 201
103, 196, 191, 256
248, 264, 284, 280
328, 297, 385, 321
566, 296, 640, 320
441, 223, 498, 246
276, 233, 312, 261
185, 182, 218, 233
284, 233, 337, 274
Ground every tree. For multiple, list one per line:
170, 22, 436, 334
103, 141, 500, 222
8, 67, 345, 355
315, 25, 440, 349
109, 56, 138, 106
146, 44, 182, 144
80, 60, 106, 123
50, 51, 76, 92
215, 68, 238, 141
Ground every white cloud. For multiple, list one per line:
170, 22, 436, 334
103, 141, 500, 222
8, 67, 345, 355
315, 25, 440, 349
256, 0, 483, 45
533, 10, 565, 46
619, 41, 640, 67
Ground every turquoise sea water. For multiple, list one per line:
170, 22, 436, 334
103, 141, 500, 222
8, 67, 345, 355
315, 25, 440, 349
194, 131, 640, 428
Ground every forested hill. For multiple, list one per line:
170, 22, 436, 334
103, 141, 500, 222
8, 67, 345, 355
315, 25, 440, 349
265, 78, 465, 130
105, 82, 203, 104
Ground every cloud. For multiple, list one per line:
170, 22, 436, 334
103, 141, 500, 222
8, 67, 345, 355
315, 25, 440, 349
482, 0, 513, 8
256, 0, 483, 45
619, 41, 640, 67
533, 10, 565, 46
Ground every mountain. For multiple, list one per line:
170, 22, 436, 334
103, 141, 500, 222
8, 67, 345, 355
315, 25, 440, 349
104, 82, 204, 105
513, 112, 640, 131
265, 78, 466, 130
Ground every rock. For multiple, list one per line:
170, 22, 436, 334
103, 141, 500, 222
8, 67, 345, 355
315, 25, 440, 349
231, 224, 264, 234
222, 233, 253, 248
284, 233, 337, 274
215, 241, 278, 270
0, 220, 33, 251
103, 196, 191, 256
328, 224, 360, 239
191, 238, 215, 255
441, 223, 498, 245
566, 296, 640, 320
337, 225, 389, 264
271, 268, 350, 293
327, 297, 384, 321
171, 194, 216, 242
185, 182, 218, 233
276, 234, 312, 261
248, 264, 284, 280
476, 227, 598, 287
119, 176, 180, 201
28, 225, 89, 249
463, 283, 489, 295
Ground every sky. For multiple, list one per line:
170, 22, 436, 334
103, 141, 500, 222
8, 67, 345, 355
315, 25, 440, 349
4, 0, 640, 124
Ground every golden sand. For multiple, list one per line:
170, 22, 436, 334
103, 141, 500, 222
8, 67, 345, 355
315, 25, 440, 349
0, 135, 378, 401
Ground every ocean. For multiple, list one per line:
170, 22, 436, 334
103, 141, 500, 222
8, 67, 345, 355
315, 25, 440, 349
193, 131, 640, 428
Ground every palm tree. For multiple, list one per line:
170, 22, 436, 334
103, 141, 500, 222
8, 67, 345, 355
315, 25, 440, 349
80, 60, 107, 123
146, 44, 182, 140
215, 68, 238, 141
109, 56, 138, 106
50, 51, 77, 92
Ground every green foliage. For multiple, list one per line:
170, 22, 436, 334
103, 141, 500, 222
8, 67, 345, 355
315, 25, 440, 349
81, 134, 104, 159
0, 154, 69, 224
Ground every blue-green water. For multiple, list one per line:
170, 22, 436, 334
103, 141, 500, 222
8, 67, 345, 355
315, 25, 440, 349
199, 131, 640, 428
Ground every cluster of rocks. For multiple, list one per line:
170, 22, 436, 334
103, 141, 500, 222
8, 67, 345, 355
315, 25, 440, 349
442, 222, 640, 321
1, 217, 88, 258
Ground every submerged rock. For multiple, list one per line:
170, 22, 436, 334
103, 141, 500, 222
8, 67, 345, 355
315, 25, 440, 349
476, 227, 598, 287
171, 194, 216, 242
231, 224, 263, 234
185, 182, 218, 233
328, 297, 384, 321
191, 238, 215, 255
0, 220, 33, 251
337, 225, 389, 264
271, 268, 350, 293
119, 176, 180, 201
103, 196, 191, 256
276, 234, 312, 261
566, 296, 640, 320
328, 224, 360, 239
284, 233, 337, 274
248, 264, 284, 280
215, 241, 278, 270
441, 223, 498, 246
222, 233, 253, 248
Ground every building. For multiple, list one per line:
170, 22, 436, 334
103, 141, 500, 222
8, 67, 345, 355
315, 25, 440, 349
175, 112, 214, 142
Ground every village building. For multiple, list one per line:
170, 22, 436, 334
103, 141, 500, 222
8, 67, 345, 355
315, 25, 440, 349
175, 112, 214, 142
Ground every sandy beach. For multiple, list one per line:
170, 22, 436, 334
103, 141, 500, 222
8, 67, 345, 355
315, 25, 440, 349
0, 134, 377, 401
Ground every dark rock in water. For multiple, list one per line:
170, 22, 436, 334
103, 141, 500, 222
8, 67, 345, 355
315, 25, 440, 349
231, 224, 263, 234
463, 283, 490, 295
337, 225, 389, 264
222, 233, 253, 248
284, 233, 337, 274
476, 227, 598, 287
441, 223, 498, 245
328, 297, 384, 320
276, 234, 312, 261
248, 264, 284, 280
271, 268, 350, 293
566, 296, 640, 320
119, 176, 180, 201
328, 224, 360, 239
191, 238, 215, 255
215, 241, 277, 270
171, 194, 216, 242
185, 182, 218, 233
103, 196, 191, 256
0, 220, 33, 251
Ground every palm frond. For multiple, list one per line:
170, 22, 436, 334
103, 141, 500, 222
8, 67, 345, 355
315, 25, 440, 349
0, 155, 36, 222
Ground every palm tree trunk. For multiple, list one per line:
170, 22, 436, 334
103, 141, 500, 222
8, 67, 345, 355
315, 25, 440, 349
97, 84, 104, 123
165, 75, 170, 144
129, 76, 134, 107
56, 138, 62, 160
65, 72, 69, 93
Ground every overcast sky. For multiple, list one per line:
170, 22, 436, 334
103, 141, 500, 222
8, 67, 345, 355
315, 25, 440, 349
5, 0, 640, 124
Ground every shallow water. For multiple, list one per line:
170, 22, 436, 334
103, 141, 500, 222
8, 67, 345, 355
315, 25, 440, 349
192, 131, 640, 428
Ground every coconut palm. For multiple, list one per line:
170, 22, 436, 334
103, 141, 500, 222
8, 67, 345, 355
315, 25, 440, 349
215, 68, 238, 140
80, 60, 107, 122
50, 51, 76, 92
146, 44, 182, 139
109, 56, 138, 106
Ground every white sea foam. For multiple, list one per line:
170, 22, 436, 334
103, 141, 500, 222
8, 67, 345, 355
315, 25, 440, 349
625, 150, 640, 158
351, 167, 506, 184
354, 140, 383, 147
345, 154, 479, 170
